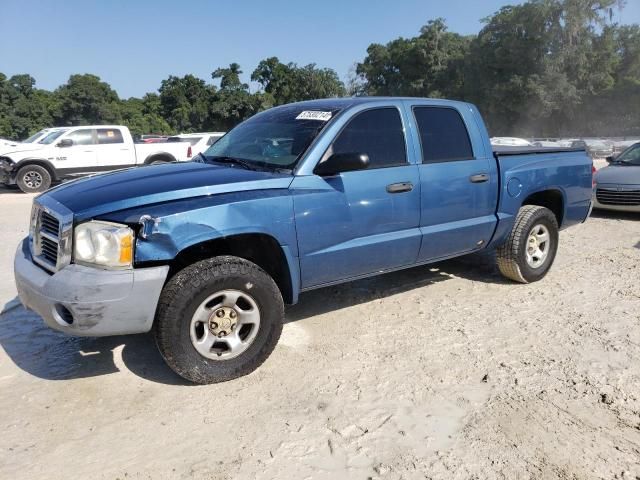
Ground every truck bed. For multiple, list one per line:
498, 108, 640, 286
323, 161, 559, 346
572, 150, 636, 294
488, 146, 593, 249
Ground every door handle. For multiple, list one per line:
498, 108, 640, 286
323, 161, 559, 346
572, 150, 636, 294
386, 182, 413, 193
469, 173, 489, 183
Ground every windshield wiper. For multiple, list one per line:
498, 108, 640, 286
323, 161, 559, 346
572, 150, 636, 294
208, 156, 258, 171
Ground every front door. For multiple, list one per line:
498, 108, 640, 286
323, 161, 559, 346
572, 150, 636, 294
293, 107, 421, 289
54, 128, 97, 175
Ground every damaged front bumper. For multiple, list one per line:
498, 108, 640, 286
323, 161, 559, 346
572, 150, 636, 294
14, 238, 169, 336
0, 169, 12, 185
0, 158, 15, 184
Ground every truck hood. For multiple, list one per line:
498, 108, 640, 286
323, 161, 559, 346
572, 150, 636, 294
595, 164, 640, 186
0, 144, 47, 158
44, 162, 293, 219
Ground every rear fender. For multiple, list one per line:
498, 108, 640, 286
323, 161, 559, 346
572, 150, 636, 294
489, 151, 591, 248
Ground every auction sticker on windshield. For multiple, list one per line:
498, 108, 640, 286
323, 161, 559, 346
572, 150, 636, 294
296, 111, 332, 121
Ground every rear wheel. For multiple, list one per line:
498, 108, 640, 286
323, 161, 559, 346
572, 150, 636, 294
16, 165, 52, 193
154, 256, 284, 384
496, 205, 559, 283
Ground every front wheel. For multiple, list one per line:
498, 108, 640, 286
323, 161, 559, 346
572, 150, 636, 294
496, 205, 559, 283
16, 165, 52, 193
154, 256, 284, 384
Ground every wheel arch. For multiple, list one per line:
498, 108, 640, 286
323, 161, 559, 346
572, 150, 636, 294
14, 158, 58, 181
521, 188, 565, 227
166, 233, 297, 304
144, 153, 176, 165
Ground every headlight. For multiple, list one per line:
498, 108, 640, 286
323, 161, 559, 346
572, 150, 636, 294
29, 202, 38, 238
74, 221, 134, 269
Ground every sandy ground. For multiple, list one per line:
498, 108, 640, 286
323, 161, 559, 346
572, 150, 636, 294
0, 186, 639, 480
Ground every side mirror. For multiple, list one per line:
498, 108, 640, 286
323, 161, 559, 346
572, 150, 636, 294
314, 152, 370, 176
57, 139, 73, 148
605, 155, 615, 163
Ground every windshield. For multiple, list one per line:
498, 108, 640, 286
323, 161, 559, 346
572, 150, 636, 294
615, 144, 640, 165
39, 129, 68, 145
23, 130, 48, 143
201, 105, 342, 170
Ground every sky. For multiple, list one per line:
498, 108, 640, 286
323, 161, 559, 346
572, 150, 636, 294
1, 0, 639, 99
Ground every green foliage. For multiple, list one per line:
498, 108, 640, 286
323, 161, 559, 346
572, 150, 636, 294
251, 57, 345, 105
54, 74, 121, 126
356, 0, 639, 136
0, 0, 638, 140
357, 19, 471, 99
157, 74, 215, 133
119, 95, 172, 137
0, 73, 56, 139
210, 64, 264, 130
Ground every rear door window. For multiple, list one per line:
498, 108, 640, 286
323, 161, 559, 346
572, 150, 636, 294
413, 107, 474, 163
97, 128, 124, 144
330, 108, 407, 169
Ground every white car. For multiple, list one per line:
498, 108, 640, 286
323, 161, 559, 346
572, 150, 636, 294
533, 140, 562, 148
0, 128, 69, 152
167, 132, 225, 158
22, 127, 69, 145
0, 137, 19, 149
490, 137, 534, 147
0, 125, 190, 193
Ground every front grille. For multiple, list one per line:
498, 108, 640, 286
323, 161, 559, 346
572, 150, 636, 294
596, 188, 640, 206
29, 202, 72, 273
40, 211, 60, 237
40, 236, 59, 264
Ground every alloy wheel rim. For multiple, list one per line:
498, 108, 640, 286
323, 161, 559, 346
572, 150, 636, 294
189, 289, 261, 360
24, 171, 43, 189
525, 224, 551, 268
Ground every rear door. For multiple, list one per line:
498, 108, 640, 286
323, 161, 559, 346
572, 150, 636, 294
408, 103, 499, 261
292, 106, 421, 288
96, 127, 135, 168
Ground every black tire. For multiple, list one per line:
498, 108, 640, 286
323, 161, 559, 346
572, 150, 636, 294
496, 205, 559, 283
154, 255, 284, 384
16, 164, 52, 193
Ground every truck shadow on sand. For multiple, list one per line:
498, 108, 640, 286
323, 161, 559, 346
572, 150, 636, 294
0, 186, 20, 195
0, 254, 505, 385
589, 209, 639, 222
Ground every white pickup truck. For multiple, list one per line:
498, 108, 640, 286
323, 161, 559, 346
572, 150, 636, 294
0, 125, 190, 193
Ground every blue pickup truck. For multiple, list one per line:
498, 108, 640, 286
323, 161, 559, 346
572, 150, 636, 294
14, 98, 593, 384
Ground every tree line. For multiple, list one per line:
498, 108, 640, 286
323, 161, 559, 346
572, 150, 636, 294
1, 0, 638, 140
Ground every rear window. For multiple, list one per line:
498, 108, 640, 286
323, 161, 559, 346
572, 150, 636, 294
207, 135, 223, 146
97, 128, 124, 144
413, 107, 474, 163
167, 136, 202, 145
